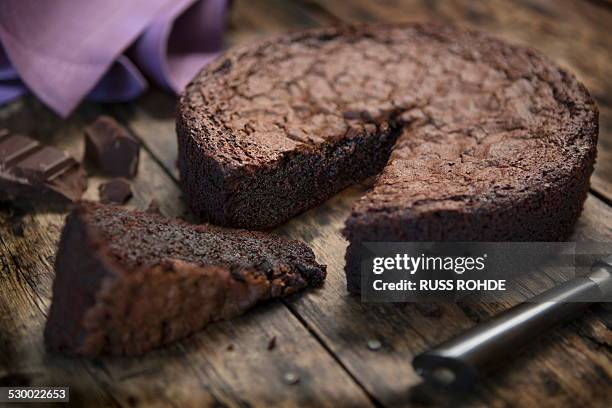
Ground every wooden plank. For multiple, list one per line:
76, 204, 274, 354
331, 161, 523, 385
0, 96, 373, 407
298, 0, 612, 202
226, 0, 337, 45
278, 189, 612, 407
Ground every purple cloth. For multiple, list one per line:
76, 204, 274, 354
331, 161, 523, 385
0, 0, 227, 117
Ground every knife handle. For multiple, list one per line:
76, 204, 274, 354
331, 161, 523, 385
412, 257, 612, 391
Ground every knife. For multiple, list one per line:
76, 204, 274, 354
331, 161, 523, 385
412, 255, 612, 391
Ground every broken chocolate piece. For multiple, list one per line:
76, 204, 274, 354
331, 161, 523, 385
0, 129, 87, 203
99, 178, 132, 204
84, 116, 140, 178
44, 202, 326, 356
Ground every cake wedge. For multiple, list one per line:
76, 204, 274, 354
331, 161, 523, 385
44, 202, 326, 356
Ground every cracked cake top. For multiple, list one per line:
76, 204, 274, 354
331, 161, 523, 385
178, 23, 597, 222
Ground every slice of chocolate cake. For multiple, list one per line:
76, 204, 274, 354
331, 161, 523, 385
177, 23, 598, 293
44, 202, 326, 356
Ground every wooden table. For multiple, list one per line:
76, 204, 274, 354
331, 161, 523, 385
1, 1, 611, 406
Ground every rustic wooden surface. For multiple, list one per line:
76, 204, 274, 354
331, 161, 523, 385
1, 0, 611, 407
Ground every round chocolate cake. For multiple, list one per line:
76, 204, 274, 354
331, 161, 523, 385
177, 23, 598, 292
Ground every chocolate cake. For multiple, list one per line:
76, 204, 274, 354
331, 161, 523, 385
44, 202, 326, 356
177, 24, 598, 292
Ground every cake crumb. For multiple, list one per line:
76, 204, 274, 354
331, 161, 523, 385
267, 336, 277, 350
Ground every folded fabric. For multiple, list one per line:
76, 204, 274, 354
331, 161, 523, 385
0, 0, 227, 117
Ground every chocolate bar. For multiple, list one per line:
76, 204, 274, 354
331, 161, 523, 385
0, 129, 87, 203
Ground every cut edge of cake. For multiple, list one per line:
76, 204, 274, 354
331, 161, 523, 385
44, 202, 326, 356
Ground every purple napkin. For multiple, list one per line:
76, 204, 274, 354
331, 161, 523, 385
0, 0, 227, 117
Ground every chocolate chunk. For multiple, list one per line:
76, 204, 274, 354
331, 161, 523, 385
0, 129, 87, 203
84, 116, 140, 178
99, 178, 132, 204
